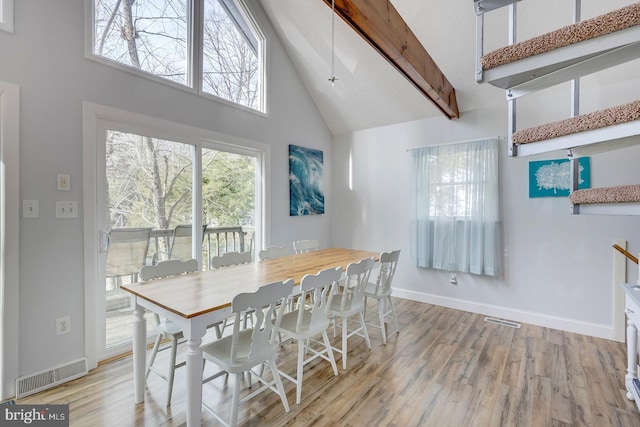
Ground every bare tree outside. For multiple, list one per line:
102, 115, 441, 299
202, 0, 259, 109
93, 0, 261, 107
95, 0, 259, 233
106, 131, 193, 230
106, 132, 255, 230
95, 0, 188, 84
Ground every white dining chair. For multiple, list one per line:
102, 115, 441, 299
139, 258, 199, 406
364, 250, 401, 345
277, 267, 342, 404
293, 239, 319, 254
258, 245, 290, 261
201, 279, 293, 427
211, 251, 254, 330
327, 257, 375, 370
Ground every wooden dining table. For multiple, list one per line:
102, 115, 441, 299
120, 247, 379, 426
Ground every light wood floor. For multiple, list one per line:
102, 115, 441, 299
18, 299, 640, 426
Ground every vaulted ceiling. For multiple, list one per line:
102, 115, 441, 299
259, 0, 502, 135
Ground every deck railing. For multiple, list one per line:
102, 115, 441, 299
148, 225, 255, 269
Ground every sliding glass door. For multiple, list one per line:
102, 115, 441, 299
94, 118, 261, 359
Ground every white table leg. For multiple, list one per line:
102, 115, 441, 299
185, 322, 206, 427
626, 317, 638, 400
132, 301, 147, 403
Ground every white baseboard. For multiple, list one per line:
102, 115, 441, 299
392, 288, 620, 342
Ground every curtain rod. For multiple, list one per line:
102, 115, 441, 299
406, 136, 503, 151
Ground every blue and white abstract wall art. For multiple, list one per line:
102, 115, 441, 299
529, 157, 591, 198
289, 144, 325, 216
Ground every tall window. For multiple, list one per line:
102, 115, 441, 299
202, 0, 259, 108
410, 138, 500, 276
90, 0, 264, 111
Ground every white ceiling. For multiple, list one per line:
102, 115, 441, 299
259, 0, 503, 135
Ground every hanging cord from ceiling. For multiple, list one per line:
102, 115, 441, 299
328, 0, 338, 86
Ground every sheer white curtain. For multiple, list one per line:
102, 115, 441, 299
410, 138, 500, 276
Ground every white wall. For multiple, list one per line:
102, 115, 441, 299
0, 0, 331, 390
332, 96, 640, 340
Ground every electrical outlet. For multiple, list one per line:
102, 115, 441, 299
56, 316, 71, 335
449, 273, 457, 284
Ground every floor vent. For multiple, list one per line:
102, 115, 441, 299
484, 317, 521, 328
16, 357, 88, 399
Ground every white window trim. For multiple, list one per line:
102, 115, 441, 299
0, 81, 19, 400
0, 0, 14, 33
83, 0, 268, 116
82, 101, 270, 366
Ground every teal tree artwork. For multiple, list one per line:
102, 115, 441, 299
529, 157, 590, 198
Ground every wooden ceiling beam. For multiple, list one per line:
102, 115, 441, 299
322, 0, 460, 119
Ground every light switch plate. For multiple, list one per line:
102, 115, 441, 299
56, 201, 78, 218
23, 200, 39, 218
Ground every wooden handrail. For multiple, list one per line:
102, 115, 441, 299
613, 244, 638, 264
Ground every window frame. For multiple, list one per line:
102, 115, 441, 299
0, 81, 20, 399
82, 101, 270, 365
410, 138, 500, 276
198, 0, 266, 113
84, 0, 267, 115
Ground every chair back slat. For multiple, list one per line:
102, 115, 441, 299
258, 245, 290, 261
293, 239, 319, 254
337, 257, 375, 312
371, 250, 401, 297
139, 258, 199, 281
297, 267, 342, 332
211, 251, 252, 268
230, 279, 294, 363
